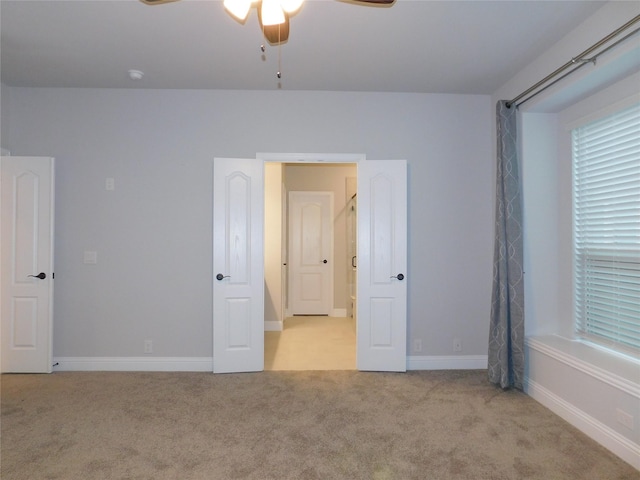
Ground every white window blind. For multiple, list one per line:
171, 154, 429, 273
572, 101, 640, 354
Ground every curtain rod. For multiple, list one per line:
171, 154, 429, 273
514, 26, 640, 108
506, 14, 640, 108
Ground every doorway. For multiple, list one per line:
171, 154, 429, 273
212, 154, 407, 373
264, 162, 357, 370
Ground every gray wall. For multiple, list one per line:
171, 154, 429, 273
1, 88, 493, 358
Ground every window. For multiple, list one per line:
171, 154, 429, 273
572, 102, 640, 355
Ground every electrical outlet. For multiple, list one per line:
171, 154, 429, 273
616, 408, 634, 430
453, 338, 462, 352
413, 339, 422, 352
105, 177, 115, 191
144, 340, 153, 354
83, 251, 98, 264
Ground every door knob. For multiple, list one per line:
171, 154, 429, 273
216, 273, 230, 281
28, 272, 47, 280
322, 259, 328, 264
390, 273, 404, 281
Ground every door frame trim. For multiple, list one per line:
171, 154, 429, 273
258, 152, 365, 357
258, 153, 366, 164
259, 152, 365, 314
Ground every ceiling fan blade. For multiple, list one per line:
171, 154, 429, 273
258, 12, 290, 45
347, 0, 395, 4
139, 0, 180, 5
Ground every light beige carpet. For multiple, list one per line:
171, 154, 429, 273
1, 370, 636, 480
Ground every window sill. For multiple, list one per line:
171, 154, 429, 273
526, 335, 640, 398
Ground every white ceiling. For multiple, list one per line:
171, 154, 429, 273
1, 0, 609, 93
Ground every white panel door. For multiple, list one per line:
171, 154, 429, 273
213, 158, 264, 373
289, 191, 333, 315
1, 156, 55, 373
357, 160, 407, 372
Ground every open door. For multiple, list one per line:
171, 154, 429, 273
357, 160, 407, 372
213, 158, 264, 373
213, 155, 406, 373
1, 156, 55, 373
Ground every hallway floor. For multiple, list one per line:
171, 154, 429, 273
265, 316, 356, 371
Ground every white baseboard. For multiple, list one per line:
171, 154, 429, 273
264, 321, 283, 331
407, 355, 488, 370
53, 355, 487, 373
53, 357, 213, 372
525, 378, 640, 470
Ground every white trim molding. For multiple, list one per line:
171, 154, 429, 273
53, 357, 213, 372
526, 378, 640, 470
257, 152, 366, 163
526, 336, 640, 397
525, 335, 640, 469
264, 321, 283, 332
407, 355, 488, 371
53, 355, 488, 373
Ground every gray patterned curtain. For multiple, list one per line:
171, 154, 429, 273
488, 101, 525, 390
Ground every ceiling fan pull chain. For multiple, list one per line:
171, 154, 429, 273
277, 24, 282, 79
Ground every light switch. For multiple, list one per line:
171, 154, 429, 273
105, 177, 115, 191
84, 251, 98, 264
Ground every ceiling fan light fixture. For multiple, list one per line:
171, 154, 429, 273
279, 0, 303, 14
224, 0, 252, 21
261, 0, 285, 26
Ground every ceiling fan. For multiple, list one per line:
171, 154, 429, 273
140, 0, 394, 45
